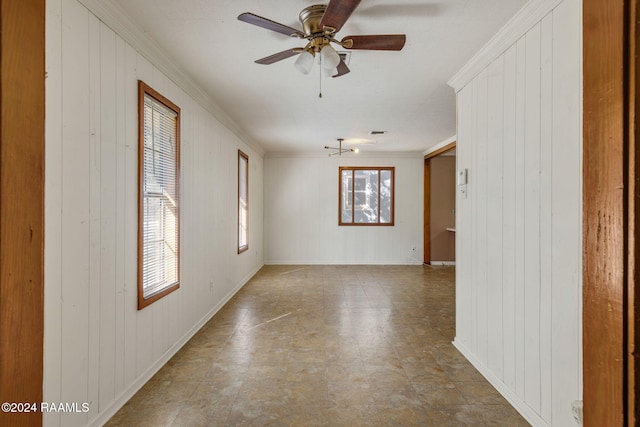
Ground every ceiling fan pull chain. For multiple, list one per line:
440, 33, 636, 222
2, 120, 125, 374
319, 53, 323, 98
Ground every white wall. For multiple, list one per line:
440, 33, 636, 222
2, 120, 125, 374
449, 0, 581, 425
44, 0, 264, 425
264, 153, 424, 265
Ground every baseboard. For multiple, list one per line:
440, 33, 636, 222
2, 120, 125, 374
89, 263, 263, 427
452, 338, 547, 427
429, 261, 456, 266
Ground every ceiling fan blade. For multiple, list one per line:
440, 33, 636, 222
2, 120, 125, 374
319, 0, 362, 33
255, 48, 303, 65
238, 12, 305, 38
332, 59, 350, 78
342, 34, 406, 51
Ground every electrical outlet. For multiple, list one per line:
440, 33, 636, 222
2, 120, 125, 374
571, 400, 583, 425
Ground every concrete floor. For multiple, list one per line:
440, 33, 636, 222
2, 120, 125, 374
106, 265, 528, 426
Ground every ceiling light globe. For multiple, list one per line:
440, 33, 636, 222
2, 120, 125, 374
320, 44, 341, 71
294, 51, 315, 74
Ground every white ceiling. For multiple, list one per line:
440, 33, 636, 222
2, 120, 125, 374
112, 0, 528, 154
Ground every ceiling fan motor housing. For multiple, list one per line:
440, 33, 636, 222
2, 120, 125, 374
299, 5, 327, 35
299, 5, 334, 52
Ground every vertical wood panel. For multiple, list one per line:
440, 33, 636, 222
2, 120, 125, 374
470, 78, 479, 354
539, 12, 554, 423
523, 23, 542, 413
0, 1, 45, 426
87, 13, 101, 418
501, 44, 517, 391
114, 33, 127, 397
462, 85, 473, 347
486, 57, 505, 379
514, 36, 527, 400
456, 87, 468, 344
44, 0, 64, 424
476, 69, 489, 364
551, 1, 583, 424
99, 21, 118, 410
60, 1, 91, 425
123, 42, 138, 387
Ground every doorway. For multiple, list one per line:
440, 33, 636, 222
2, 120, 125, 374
423, 141, 456, 265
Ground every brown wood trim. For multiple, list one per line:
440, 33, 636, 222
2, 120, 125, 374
0, 0, 45, 425
238, 150, 249, 254
424, 141, 456, 160
337, 167, 395, 226
137, 81, 181, 310
424, 158, 431, 264
583, 0, 628, 424
630, 0, 639, 423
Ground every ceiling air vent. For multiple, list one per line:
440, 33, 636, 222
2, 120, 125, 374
368, 130, 387, 135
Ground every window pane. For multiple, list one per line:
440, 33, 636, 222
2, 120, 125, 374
238, 151, 249, 252
354, 170, 378, 223
380, 169, 392, 223
341, 170, 353, 223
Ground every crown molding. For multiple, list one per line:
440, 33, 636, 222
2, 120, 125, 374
448, 0, 565, 92
78, 0, 265, 157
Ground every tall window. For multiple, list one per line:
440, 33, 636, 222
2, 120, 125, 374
238, 150, 249, 253
339, 167, 394, 226
138, 81, 180, 309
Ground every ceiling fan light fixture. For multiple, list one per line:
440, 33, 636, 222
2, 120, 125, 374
320, 44, 341, 71
325, 138, 359, 157
294, 50, 315, 74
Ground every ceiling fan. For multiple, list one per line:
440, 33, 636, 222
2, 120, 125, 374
237, 0, 406, 78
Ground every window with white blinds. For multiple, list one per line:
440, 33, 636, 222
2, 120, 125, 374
238, 150, 249, 253
138, 81, 180, 309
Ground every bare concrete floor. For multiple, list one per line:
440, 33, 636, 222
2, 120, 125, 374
106, 265, 528, 426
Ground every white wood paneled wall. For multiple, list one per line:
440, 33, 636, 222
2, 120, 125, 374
451, 0, 581, 425
45, 0, 264, 425
264, 154, 424, 265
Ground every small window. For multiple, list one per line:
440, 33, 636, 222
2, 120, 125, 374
339, 167, 394, 226
238, 150, 249, 253
138, 81, 180, 309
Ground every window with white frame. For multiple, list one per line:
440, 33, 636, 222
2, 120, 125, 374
339, 166, 394, 225
138, 81, 180, 309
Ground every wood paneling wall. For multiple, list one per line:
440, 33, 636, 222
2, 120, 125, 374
0, 1, 45, 426
45, 1, 264, 425
452, 0, 581, 425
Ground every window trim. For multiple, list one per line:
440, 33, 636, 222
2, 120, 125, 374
238, 150, 249, 253
338, 166, 395, 226
137, 80, 181, 310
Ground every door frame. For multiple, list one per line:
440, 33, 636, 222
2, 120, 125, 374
0, 0, 45, 426
423, 141, 456, 265
582, 0, 637, 424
